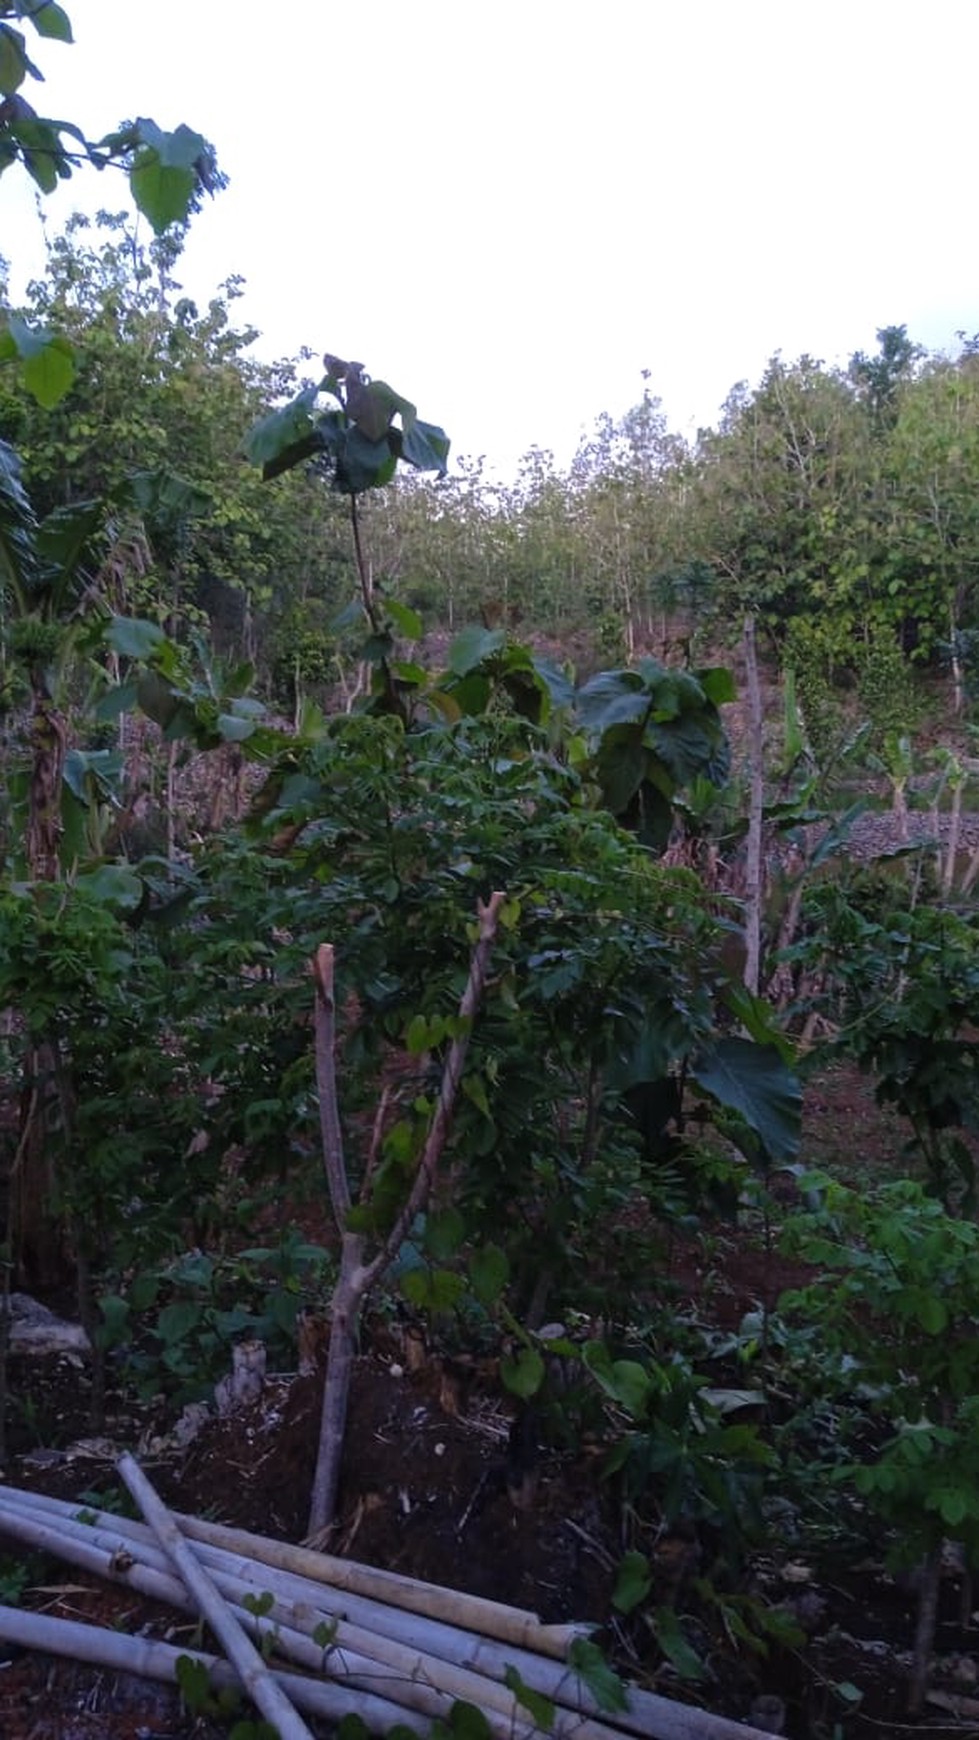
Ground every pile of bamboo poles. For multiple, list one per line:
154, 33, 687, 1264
0, 1457, 774, 1739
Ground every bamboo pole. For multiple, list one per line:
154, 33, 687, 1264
0, 1498, 608, 1738
0, 1486, 779, 1740
0, 1485, 581, 1665
0, 1501, 630, 1740
116, 1452, 314, 1740
177, 1506, 583, 1652
0, 1603, 430, 1737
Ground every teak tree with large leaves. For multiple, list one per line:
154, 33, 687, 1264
246, 353, 450, 716
0, 1, 220, 407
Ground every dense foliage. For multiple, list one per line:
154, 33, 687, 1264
3, 83, 979, 1711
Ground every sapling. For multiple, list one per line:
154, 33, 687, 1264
307, 893, 505, 1539
782, 1179, 979, 1713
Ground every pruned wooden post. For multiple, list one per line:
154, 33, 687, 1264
307, 891, 506, 1540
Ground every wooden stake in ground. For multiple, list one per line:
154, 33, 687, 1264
307, 890, 506, 1540
116, 1452, 314, 1740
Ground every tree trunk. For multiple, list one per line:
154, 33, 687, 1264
12, 678, 70, 1285
26, 685, 66, 883
909, 1541, 942, 1714
305, 1231, 365, 1544
742, 614, 765, 996
306, 896, 505, 1540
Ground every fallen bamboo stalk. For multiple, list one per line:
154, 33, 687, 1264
177, 1506, 584, 1654
0, 1485, 586, 1700
0, 1498, 628, 1740
0, 1479, 579, 1654
0, 1484, 781, 1740
0, 1602, 431, 1736
117, 1451, 314, 1740
0, 1505, 487, 1735
0, 1486, 579, 1689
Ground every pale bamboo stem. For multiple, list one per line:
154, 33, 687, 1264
0, 1483, 581, 1653
117, 1452, 314, 1740
0, 1490, 731, 1740
0, 1603, 430, 1736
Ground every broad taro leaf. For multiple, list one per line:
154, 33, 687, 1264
447, 625, 506, 677
576, 668, 650, 732
334, 425, 398, 495
400, 418, 450, 476
691, 1038, 801, 1164
594, 725, 647, 814
631, 778, 676, 851
646, 704, 730, 789
346, 377, 416, 441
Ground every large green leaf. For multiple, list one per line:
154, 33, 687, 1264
386, 598, 423, 641
0, 23, 28, 94
335, 425, 397, 495
76, 865, 143, 911
216, 712, 255, 743
35, 498, 102, 606
567, 1637, 629, 1712
630, 777, 674, 850
594, 726, 646, 813
582, 1342, 652, 1418
1, 314, 75, 406
447, 625, 505, 676
128, 121, 211, 233
612, 1551, 653, 1614
20, 328, 73, 406
105, 615, 167, 660
26, 3, 73, 41
530, 655, 574, 712
124, 468, 211, 528
698, 664, 737, 705
646, 706, 730, 789
4, 112, 77, 191
576, 668, 649, 731
400, 417, 450, 475
691, 1038, 801, 1163
243, 388, 319, 471
346, 377, 415, 441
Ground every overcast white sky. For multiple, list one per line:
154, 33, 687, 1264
4, 1, 979, 478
